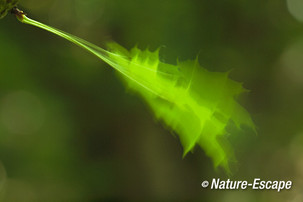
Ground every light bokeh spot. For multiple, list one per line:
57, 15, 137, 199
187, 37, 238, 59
287, 0, 303, 22
280, 40, 303, 86
0, 91, 45, 135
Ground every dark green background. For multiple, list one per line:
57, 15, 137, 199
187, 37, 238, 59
0, 0, 303, 201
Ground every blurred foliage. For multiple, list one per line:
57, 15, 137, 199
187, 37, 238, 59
0, 0, 18, 19
0, 0, 303, 201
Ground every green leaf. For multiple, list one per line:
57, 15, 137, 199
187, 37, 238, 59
107, 43, 255, 172
18, 14, 255, 172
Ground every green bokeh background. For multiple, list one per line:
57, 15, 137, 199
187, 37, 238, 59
0, 0, 303, 201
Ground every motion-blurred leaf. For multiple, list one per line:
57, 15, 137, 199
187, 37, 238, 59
14, 12, 255, 172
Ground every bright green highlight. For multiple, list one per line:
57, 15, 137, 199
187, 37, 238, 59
19, 15, 255, 172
